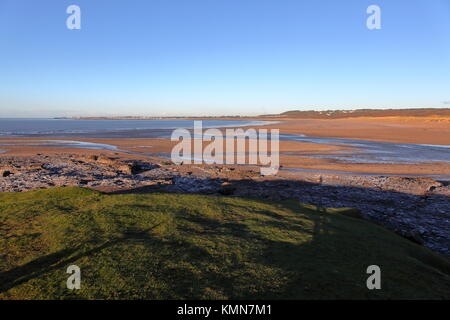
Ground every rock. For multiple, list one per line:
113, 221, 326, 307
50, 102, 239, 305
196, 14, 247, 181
117, 163, 142, 175
337, 208, 365, 220
88, 155, 99, 161
402, 230, 425, 245
219, 182, 236, 195
379, 177, 442, 195
88, 155, 144, 175
97, 155, 116, 166
1, 170, 12, 177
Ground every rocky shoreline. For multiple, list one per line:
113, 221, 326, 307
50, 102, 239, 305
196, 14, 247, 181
1, 153, 449, 259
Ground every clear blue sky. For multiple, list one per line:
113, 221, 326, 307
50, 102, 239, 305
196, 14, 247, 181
0, 0, 449, 117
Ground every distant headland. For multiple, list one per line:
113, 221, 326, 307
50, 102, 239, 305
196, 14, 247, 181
55, 108, 450, 120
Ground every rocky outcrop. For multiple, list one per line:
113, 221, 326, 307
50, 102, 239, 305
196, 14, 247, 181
0, 154, 449, 259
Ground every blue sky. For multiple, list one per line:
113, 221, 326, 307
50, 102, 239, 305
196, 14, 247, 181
0, 0, 449, 117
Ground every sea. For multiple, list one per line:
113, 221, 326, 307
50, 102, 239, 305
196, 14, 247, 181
0, 118, 275, 138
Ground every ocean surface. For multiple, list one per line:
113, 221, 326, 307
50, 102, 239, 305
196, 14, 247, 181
0, 118, 275, 138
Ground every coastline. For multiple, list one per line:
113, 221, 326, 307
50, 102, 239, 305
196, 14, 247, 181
1, 116, 450, 177
1, 116, 450, 258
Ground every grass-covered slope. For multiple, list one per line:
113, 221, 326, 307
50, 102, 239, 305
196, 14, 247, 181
0, 187, 449, 300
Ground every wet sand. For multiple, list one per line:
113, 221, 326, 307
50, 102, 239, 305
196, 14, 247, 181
1, 117, 449, 177
254, 117, 450, 145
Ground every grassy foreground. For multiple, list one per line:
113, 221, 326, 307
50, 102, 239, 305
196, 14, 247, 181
0, 187, 449, 300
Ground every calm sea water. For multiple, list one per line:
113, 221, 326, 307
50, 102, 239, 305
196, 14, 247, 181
0, 118, 275, 138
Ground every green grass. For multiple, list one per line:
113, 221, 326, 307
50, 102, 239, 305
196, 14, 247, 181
0, 187, 449, 300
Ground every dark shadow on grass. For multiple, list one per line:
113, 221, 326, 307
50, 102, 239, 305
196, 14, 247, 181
107, 174, 450, 260
0, 224, 161, 293
173, 204, 450, 299
2, 173, 450, 298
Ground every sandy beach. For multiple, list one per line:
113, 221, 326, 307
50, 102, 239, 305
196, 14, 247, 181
1, 116, 450, 177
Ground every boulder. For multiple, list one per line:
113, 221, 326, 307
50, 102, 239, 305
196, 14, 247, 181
1, 170, 12, 177
117, 163, 142, 175
219, 182, 236, 195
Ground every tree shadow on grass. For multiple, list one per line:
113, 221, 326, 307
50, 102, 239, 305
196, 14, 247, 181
0, 225, 161, 294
